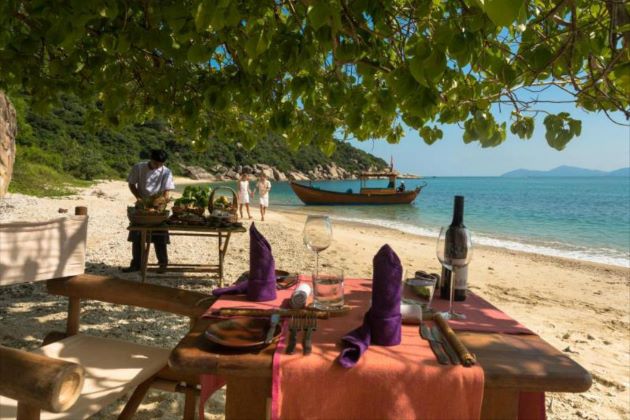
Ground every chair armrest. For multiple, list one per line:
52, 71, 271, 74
0, 345, 84, 413
46, 274, 216, 318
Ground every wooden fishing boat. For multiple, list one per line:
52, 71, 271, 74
290, 172, 426, 205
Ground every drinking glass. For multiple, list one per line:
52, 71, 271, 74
312, 268, 344, 310
436, 226, 473, 320
303, 215, 333, 278
402, 270, 437, 311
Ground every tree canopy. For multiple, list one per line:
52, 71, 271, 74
1, 0, 628, 152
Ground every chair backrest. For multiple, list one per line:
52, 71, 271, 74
0, 215, 88, 286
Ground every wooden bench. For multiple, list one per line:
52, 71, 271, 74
0, 207, 213, 419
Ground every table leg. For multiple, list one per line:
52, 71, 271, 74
218, 233, 233, 288
217, 233, 223, 287
141, 231, 152, 283
481, 388, 519, 420
225, 376, 270, 420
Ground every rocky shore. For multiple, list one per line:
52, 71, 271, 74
179, 162, 420, 182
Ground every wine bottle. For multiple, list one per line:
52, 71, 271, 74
439, 265, 451, 300
440, 196, 468, 301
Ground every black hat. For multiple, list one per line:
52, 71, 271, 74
150, 149, 168, 163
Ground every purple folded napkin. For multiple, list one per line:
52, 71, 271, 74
338, 244, 402, 368
212, 223, 277, 302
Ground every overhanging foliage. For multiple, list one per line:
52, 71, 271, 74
1, 0, 628, 151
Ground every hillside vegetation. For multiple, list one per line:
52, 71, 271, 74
10, 95, 387, 195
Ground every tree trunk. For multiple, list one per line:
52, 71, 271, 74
0, 91, 17, 197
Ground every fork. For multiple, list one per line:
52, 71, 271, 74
302, 313, 317, 355
285, 316, 301, 355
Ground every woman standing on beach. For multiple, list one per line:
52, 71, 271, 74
237, 172, 253, 219
255, 173, 272, 221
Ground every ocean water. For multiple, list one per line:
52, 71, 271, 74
193, 177, 630, 267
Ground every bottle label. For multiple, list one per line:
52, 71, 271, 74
452, 263, 467, 290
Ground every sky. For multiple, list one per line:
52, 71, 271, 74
350, 103, 630, 177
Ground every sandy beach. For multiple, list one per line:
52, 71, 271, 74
1, 178, 628, 419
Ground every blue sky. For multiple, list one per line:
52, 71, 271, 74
351, 107, 630, 177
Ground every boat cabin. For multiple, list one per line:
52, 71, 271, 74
359, 171, 405, 195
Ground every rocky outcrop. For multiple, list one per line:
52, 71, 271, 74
179, 164, 215, 180
181, 160, 384, 182
287, 170, 309, 181
0, 92, 17, 197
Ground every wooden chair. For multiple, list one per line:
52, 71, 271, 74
0, 207, 214, 419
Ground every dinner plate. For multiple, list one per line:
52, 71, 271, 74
204, 317, 282, 348
235, 270, 298, 289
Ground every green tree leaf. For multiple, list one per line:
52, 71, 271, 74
308, 3, 331, 30
478, 0, 526, 27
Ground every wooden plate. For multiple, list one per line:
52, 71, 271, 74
204, 317, 282, 348
235, 270, 298, 289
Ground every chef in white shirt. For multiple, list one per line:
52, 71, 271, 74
123, 149, 175, 273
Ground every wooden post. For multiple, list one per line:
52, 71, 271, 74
16, 403, 41, 420
74, 206, 88, 216
66, 297, 81, 336
0, 346, 84, 413
481, 388, 519, 420
225, 376, 270, 419
183, 387, 196, 420
118, 376, 154, 420
217, 233, 223, 287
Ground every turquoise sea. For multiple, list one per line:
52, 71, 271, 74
197, 177, 630, 267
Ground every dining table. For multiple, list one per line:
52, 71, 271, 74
127, 223, 246, 285
168, 278, 592, 420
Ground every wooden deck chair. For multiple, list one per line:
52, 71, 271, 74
0, 207, 214, 419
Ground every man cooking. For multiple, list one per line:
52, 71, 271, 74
122, 149, 175, 273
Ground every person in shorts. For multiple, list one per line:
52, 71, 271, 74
255, 172, 272, 221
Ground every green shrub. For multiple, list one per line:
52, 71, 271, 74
9, 160, 91, 197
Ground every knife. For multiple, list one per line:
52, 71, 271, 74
264, 313, 281, 345
431, 325, 460, 365
419, 324, 449, 365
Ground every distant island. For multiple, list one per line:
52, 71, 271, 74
502, 165, 630, 177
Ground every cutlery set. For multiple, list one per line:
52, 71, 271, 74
419, 322, 461, 365
286, 313, 318, 355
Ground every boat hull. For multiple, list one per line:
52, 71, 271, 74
290, 182, 422, 205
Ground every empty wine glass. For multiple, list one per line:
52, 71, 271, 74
436, 226, 473, 320
303, 215, 333, 279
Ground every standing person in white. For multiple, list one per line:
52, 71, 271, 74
237, 172, 253, 219
255, 173, 272, 221
123, 149, 175, 273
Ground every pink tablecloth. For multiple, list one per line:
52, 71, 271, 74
200, 280, 545, 420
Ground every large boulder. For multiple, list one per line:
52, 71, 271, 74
272, 167, 287, 181
287, 171, 309, 181
0, 92, 17, 197
327, 163, 340, 179
179, 164, 215, 180
261, 167, 274, 180
210, 164, 226, 174
224, 169, 239, 179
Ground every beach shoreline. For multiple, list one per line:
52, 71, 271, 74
0, 177, 628, 419
272, 205, 628, 273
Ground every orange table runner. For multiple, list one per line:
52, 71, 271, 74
271, 278, 484, 420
